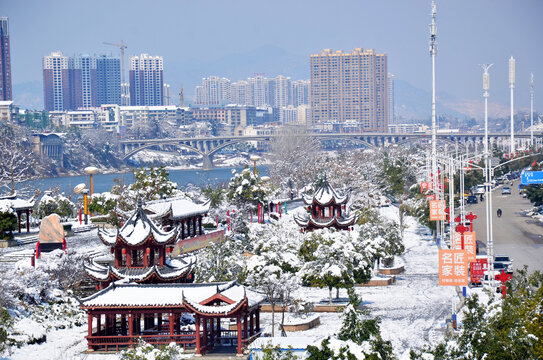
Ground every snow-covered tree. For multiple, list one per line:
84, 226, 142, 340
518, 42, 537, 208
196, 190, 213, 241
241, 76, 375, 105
307, 288, 395, 360
300, 230, 371, 303
194, 236, 248, 283
227, 167, 269, 209
34, 192, 75, 220
0, 125, 40, 195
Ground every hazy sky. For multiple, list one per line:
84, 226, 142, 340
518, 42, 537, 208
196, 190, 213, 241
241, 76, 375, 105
2, 0, 542, 110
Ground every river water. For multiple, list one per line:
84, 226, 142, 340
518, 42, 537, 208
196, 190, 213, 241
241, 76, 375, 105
22, 166, 268, 196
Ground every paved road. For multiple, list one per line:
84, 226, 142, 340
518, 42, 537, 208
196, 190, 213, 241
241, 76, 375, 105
466, 179, 543, 272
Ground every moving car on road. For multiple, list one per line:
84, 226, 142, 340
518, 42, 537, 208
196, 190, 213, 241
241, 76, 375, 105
494, 254, 513, 273
467, 195, 478, 204
502, 186, 511, 195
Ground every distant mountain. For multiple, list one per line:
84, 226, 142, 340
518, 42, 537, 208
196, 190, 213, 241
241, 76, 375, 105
13, 81, 43, 110
394, 79, 510, 122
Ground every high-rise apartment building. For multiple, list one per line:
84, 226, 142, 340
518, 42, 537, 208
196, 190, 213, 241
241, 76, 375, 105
121, 83, 130, 106
129, 54, 164, 106
43, 52, 121, 111
387, 73, 394, 125
96, 55, 121, 106
43, 52, 71, 111
0, 17, 12, 101
248, 76, 267, 107
291, 80, 309, 107
310, 48, 388, 131
163, 83, 171, 105
195, 76, 231, 105
274, 75, 291, 109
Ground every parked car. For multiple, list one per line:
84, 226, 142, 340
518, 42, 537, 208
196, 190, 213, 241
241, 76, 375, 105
494, 254, 513, 273
502, 186, 511, 195
475, 185, 486, 195
492, 261, 512, 274
467, 195, 478, 204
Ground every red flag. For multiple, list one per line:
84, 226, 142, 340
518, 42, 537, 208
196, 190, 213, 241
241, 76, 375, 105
532, 160, 536, 167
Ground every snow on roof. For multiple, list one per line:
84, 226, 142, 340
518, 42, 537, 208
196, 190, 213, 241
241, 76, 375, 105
145, 196, 210, 220
302, 179, 348, 206
0, 195, 35, 211
80, 281, 265, 312
98, 204, 178, 247
294, 213, 358, 229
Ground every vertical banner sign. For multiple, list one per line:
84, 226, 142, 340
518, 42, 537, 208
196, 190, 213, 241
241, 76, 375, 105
429, 200, 445, 221
439, 249, 468, 286
462, 232, 476, 262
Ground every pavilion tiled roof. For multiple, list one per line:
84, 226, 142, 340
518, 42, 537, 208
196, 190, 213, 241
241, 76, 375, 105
294, 213, 358, 229
302, 178, 349, 206
79, 281, 265, 314
145, 196, 210, 220
98, 204, 178, 247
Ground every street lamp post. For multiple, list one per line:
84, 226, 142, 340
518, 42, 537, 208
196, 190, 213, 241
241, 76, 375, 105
531, 73, 535, 147
481, 63, 493, 286
509, 57, 516, 155
250, 155, 261, 175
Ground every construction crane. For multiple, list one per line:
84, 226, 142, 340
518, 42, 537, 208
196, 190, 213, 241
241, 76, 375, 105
103, 40, 127, 84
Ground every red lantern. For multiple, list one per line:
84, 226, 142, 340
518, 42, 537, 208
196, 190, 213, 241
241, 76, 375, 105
95, 285, 100, 290
146, 247, 151, 254
122, 248, 126, 255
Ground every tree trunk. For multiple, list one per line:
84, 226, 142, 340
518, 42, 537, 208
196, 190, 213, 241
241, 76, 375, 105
328, 286, 333, 304
336, 287, 340, 299
271, 303, 275, 337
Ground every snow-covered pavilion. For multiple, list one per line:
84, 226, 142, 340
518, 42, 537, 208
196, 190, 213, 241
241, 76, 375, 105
294, 178, 358, 231
144, 196, 210, 239
0, 193, 35, 233
84, 202, 196, 288
80, 281, 265, 355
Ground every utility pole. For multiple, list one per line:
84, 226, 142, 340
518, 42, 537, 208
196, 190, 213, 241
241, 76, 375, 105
481, 64, 493, 289
509, 56, 515, 155
429, 0, 439, 240
531, 73, 534, 147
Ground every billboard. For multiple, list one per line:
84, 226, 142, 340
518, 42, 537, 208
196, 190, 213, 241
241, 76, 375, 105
439, 249, 468, 286
521, 171, 543, 185
429, 200, 445, 221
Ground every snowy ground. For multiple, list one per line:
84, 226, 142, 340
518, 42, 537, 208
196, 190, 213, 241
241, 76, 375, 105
1, 206, 457, 360
257, 206, 457, 360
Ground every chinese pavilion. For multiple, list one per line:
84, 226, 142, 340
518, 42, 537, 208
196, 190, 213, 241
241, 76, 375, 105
294, 178, 358, 231
84, 202, 196, 288
81, 203, 264, 355
80, 281, 264, 355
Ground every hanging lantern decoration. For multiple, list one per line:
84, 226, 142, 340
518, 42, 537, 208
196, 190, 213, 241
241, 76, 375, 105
122, 248, 126, 255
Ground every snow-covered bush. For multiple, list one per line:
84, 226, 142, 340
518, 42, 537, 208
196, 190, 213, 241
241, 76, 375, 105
0, 307, 13, 353
34, 193, 75, 220
226, 167, 269, 210
306, 288, 395, 360
0, 205, 16, 239
119, 338, 185, 360
88, 192, 117, 215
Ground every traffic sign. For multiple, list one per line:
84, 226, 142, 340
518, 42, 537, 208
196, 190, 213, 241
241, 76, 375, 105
521, 171, 543, 185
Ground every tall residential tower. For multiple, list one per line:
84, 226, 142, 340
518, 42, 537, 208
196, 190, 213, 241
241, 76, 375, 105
310, 48, 388, 131
129, 54, 164, 106
0, 17, 12, 101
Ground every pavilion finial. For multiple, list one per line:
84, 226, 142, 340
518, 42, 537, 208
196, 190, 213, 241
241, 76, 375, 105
137, 198, 143, 209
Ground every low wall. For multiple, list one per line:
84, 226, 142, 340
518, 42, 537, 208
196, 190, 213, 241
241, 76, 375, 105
177, 229, 225, 254
356, 276, 396, 287
282, 316, 320, 332
379, 266, 405, 275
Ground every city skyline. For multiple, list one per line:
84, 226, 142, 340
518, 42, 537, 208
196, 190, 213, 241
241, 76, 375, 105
1, 0, 542, 115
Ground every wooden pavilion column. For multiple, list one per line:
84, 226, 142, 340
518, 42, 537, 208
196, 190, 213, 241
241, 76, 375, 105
195, 315, 201, 355
202, 317, 207, 352
96, 313, 102, 335
88, 313, 94, 339
236, 314, 242, 355
128, 313, 134, 346
256, 309, 260, 333
16, 210, 21, 233
26, 209, 30, 232
159, 247, 165, 266
121, 315, 127, 335
198, 216, 203, 235
181, 221, 185, 239
126, 249, 131, 268
157, 313, 162, 331
249, 311, 254, 336
169, 312, 174, 341
209, 318, 215, 348
243, 313, 248, 340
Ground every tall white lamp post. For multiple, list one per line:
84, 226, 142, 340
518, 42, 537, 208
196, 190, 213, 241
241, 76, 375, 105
509, 56, 516, 155
531, 73, 535, 147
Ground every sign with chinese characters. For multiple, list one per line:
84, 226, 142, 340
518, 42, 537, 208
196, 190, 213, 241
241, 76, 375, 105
439, 249, 468, 286
429, 200, 445, 221
462, 232, 476, 262
521, 171, 543, 185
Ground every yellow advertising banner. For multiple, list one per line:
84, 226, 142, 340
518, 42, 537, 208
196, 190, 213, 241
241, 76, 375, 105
429, 200, 445, 221
439, 249, 468, 286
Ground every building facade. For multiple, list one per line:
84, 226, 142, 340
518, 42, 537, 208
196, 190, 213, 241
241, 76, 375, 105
310, 48, 388, 131
0, 17, 12, 101
129, 54, 164, 106
43, 52, 71, 111
96, 55, 121, 106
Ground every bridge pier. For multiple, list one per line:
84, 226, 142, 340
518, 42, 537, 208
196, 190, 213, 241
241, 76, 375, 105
203, 154, 214, 171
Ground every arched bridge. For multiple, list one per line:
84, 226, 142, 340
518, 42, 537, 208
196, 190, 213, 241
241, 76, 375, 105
120, 132, 539, 170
